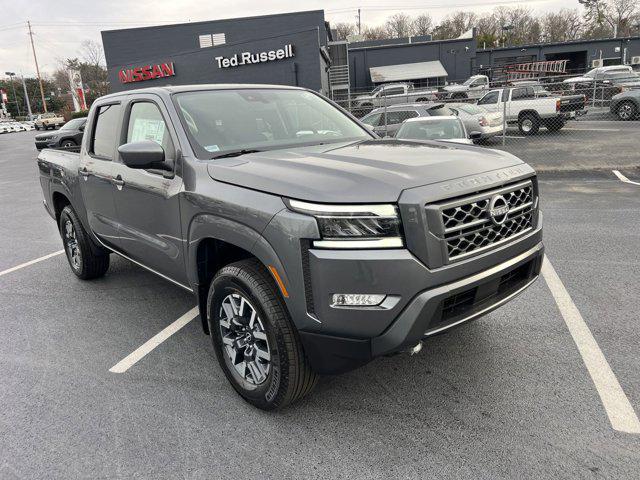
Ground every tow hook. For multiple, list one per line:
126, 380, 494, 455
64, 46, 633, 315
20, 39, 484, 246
409, 341, 423, 356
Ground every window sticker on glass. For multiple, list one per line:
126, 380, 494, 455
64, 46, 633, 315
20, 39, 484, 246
204, 145, 220, 152
130, 119, 165, 144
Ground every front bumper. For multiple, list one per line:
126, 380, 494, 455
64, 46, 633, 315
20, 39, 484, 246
299, 233, 543, 374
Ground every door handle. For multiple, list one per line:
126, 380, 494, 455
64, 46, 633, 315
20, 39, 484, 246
112, 175, 125, 190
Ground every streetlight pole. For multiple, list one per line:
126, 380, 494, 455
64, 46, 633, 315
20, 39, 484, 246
4, 72, 21, 117
21, 75, 33, 118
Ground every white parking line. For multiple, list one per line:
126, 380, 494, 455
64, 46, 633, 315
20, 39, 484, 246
0, 250, 64, 277
563, 128, 620, 132
542, 257, 640, 434
612, 170, 640, 186
109, 306, 199, 373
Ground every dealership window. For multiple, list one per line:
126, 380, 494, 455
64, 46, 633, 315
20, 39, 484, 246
199, 33, 226, 48
125, 102, 175, 160
91, 104, 122, 159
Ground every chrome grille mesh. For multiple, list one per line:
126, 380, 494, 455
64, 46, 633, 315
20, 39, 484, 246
430, 181, 536, 262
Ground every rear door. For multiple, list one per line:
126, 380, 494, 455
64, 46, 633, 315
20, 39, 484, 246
110, 95, 188, 287
78, 102, 121, 246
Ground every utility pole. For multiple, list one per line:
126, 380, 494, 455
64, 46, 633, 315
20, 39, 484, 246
27, 21, 47, 113
21, 75, 33, 118
357, 8, 361, 36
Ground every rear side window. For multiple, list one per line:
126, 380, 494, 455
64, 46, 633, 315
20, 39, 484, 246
426, 105, 454, 116
385, 110, 418, 125
91, 104, 121, 159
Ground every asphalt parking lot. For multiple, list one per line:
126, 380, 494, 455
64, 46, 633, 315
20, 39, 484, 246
1, 130, 640, 479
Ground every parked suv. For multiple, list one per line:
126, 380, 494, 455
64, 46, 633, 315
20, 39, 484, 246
37, 84, 543, 410
35, 117, 86, 150
360, 102, 456, 137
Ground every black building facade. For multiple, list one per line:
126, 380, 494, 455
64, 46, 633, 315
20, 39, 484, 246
102, 10, 332, 94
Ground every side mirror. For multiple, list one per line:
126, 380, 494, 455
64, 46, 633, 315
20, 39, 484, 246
78, 124, 85, 132
118, 140, 165, 169
469, 131, 482, 140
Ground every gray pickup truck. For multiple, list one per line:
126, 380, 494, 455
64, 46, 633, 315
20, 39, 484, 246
37, 84, 544, 410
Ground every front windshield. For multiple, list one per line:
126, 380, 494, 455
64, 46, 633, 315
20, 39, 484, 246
60, 118, 85, 130
174, 89, 371, 158
462, 77, 477, 86
397, 119, 465, 141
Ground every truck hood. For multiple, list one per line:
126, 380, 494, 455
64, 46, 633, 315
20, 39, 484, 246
207, 140, 526, 203
443, 84, 467, 92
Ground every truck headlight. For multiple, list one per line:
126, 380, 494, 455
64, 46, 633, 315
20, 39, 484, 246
287, 200, 403, 249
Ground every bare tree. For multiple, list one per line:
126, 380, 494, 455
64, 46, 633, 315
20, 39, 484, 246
385, 13, 414, 38
433, 12, 477, 40
580, 0, 639, 37
80, 40, 105, 67
333, 22, 357, 41
412, 14, 433, 36
362, 25, 388, 41
541, 9, 584, 42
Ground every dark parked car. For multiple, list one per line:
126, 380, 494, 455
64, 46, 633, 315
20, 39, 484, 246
35, 117, 87, 150
610, 89, 640, 120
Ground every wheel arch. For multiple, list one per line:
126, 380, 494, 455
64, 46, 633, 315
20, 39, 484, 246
188, 214, 291, 335
518, 110, 540, 120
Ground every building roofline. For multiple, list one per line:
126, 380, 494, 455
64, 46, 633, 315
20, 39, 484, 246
101, 9, 325, 35
478, 35, 640, 53
348, 36, 474, 52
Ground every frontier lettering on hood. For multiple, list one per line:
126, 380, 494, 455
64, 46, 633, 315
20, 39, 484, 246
215, 45, 294, 68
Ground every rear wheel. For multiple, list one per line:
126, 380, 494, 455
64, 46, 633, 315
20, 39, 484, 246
545, 117, 565, 132
616, 101, 637, 121
518, 113, 540, 135
208, 259, 318, 410
59, 206, 110, 280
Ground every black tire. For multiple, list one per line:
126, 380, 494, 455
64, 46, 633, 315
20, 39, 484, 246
61, 139, 77, 148
59, 206, 109, 280
616, 100, 637, 121
518, 113, 540, 135
208, 258, 318, 410
35, 125, 40, 130
545, 117, 565, 132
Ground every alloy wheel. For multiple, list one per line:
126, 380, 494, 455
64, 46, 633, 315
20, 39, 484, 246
618, 103, 632, 120
522, 119, 533, 132
219, 293, 271, 385
63, 220, 82, 270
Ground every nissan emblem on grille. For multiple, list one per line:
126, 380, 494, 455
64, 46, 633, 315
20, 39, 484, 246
431, 181, 536, 263
488, 194, 510, 225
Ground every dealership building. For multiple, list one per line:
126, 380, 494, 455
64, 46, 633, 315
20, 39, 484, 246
102, 10, 640, 97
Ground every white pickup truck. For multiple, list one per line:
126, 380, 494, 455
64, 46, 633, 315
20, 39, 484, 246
34, 112, 65, 130
440, 75, 491, 100
353, 83, 438, 114
476, 86, 586, 135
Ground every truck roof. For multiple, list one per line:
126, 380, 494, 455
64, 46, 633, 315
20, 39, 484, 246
98, 83, 305, 101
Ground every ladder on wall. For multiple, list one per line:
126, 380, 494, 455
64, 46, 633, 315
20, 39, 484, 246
504, 60, 568, 81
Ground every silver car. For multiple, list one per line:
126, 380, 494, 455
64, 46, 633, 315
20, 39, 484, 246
395, 116, 479, 145
446, 103, 504, 140
360, 103, 456, 137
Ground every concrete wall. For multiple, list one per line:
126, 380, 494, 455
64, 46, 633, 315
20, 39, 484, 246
348, 37, 476, 91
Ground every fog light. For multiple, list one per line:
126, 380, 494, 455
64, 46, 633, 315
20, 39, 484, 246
331, 294, 386, 307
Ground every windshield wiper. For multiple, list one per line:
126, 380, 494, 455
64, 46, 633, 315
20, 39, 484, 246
211, 149, 262, 159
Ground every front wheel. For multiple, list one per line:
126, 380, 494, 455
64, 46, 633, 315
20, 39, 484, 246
208, 259, 317, 410
59, 206, 109, 280
61, 139, 77, 148
616, 101, 637, 121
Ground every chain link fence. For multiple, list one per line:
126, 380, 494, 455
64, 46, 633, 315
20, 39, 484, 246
331, 70, 640, 171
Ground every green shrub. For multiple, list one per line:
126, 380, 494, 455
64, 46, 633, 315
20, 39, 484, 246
71, 110, 89, 119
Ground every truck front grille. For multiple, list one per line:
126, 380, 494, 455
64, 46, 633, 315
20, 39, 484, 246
426, 180, 536, 263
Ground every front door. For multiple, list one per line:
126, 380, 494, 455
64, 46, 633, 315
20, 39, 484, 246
110, 96, 188, 288
78, 102, 122, 246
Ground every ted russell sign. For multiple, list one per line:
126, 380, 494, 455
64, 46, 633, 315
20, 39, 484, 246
215, 44, 294, 68
118, 62, 175, 84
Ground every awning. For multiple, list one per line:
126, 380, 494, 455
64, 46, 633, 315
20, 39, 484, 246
369, 61, 448, 83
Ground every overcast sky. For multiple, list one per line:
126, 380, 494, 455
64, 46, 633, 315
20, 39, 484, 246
1, 0, 581, 77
